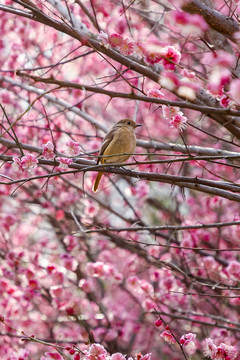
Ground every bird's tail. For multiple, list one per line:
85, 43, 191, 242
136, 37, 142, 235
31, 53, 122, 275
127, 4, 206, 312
92, 172, 103, 192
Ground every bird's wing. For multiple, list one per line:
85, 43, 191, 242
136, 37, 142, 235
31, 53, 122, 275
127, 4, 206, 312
97, 127, 117, 164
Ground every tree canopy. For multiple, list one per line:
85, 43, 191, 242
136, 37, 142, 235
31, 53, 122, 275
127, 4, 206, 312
1, 1, 240, 359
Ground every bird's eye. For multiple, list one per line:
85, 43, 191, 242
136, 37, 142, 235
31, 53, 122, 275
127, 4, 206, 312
127, 121, 131, 125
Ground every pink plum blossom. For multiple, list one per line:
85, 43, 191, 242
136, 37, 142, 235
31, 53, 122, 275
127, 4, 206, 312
134, 41, 146, 59
145, 51, 162, 65
203, 338, 217, 358
180, 68, 197, 79
63, 235, 78, 251
127, 275, 138, 287
12, 154, 38, 172
56, 157, 73, 170
85, 343, 107, 360
169, 113, 188, 132
208, 68, 231, 94
215, 343, 238, 360
86, 261, 123, 281
160, 330, 176, 344
136, 354, 151, 360
79, 278, 92, 292
180, 333, 197, 355
159, 45, 181, 70
11, 349, 29, 360
147, 89, 165, 99
21, 153, 38, 172
12, 156, 24, 172
64, 139, 81, 156
203, 51, 235, 68
203, 339, 238, 360
108, 353, 126, 360
180, 332, 196, 346
42, 141, 55, 159
118, 38, 135, 56
109, 34, 124, 48
220, 95, 231, 108
55, 209, 65, 220
225, 260, 240, 280
162, 105, 180, 119
60, 253, 78, 271
139, 279, 154, 296
174, 11, 208, 36
162, 105, 188, 131
159, 71, 179, 91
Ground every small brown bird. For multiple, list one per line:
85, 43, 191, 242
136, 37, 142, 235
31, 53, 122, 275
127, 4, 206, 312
92, 119, 141, 192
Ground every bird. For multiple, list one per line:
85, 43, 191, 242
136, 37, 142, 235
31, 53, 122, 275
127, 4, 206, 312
92, 118, 141, 192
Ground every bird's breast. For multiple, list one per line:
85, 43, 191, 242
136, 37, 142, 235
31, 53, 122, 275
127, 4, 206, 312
102, 128, 136, 164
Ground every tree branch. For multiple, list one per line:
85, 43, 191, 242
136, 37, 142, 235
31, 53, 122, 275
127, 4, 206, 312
182, 0, 239, 41
15, 71, 240, 117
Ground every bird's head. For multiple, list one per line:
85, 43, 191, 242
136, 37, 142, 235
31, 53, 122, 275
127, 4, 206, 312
115, 118, 141, 129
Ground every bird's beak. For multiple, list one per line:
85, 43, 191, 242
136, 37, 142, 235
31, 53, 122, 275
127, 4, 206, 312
135, 124, 142, 128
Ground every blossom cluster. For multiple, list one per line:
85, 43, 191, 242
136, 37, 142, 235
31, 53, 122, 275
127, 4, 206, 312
99, 31, 182, 70
204, 338, 238, 360
173, 10, 209, 36
12, 153, 38, 173
40, 343, 152, 360
86, 261, 123, 282
162, 105, 188, 132
12, 140, 80, 174
147, 88, 188, 131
